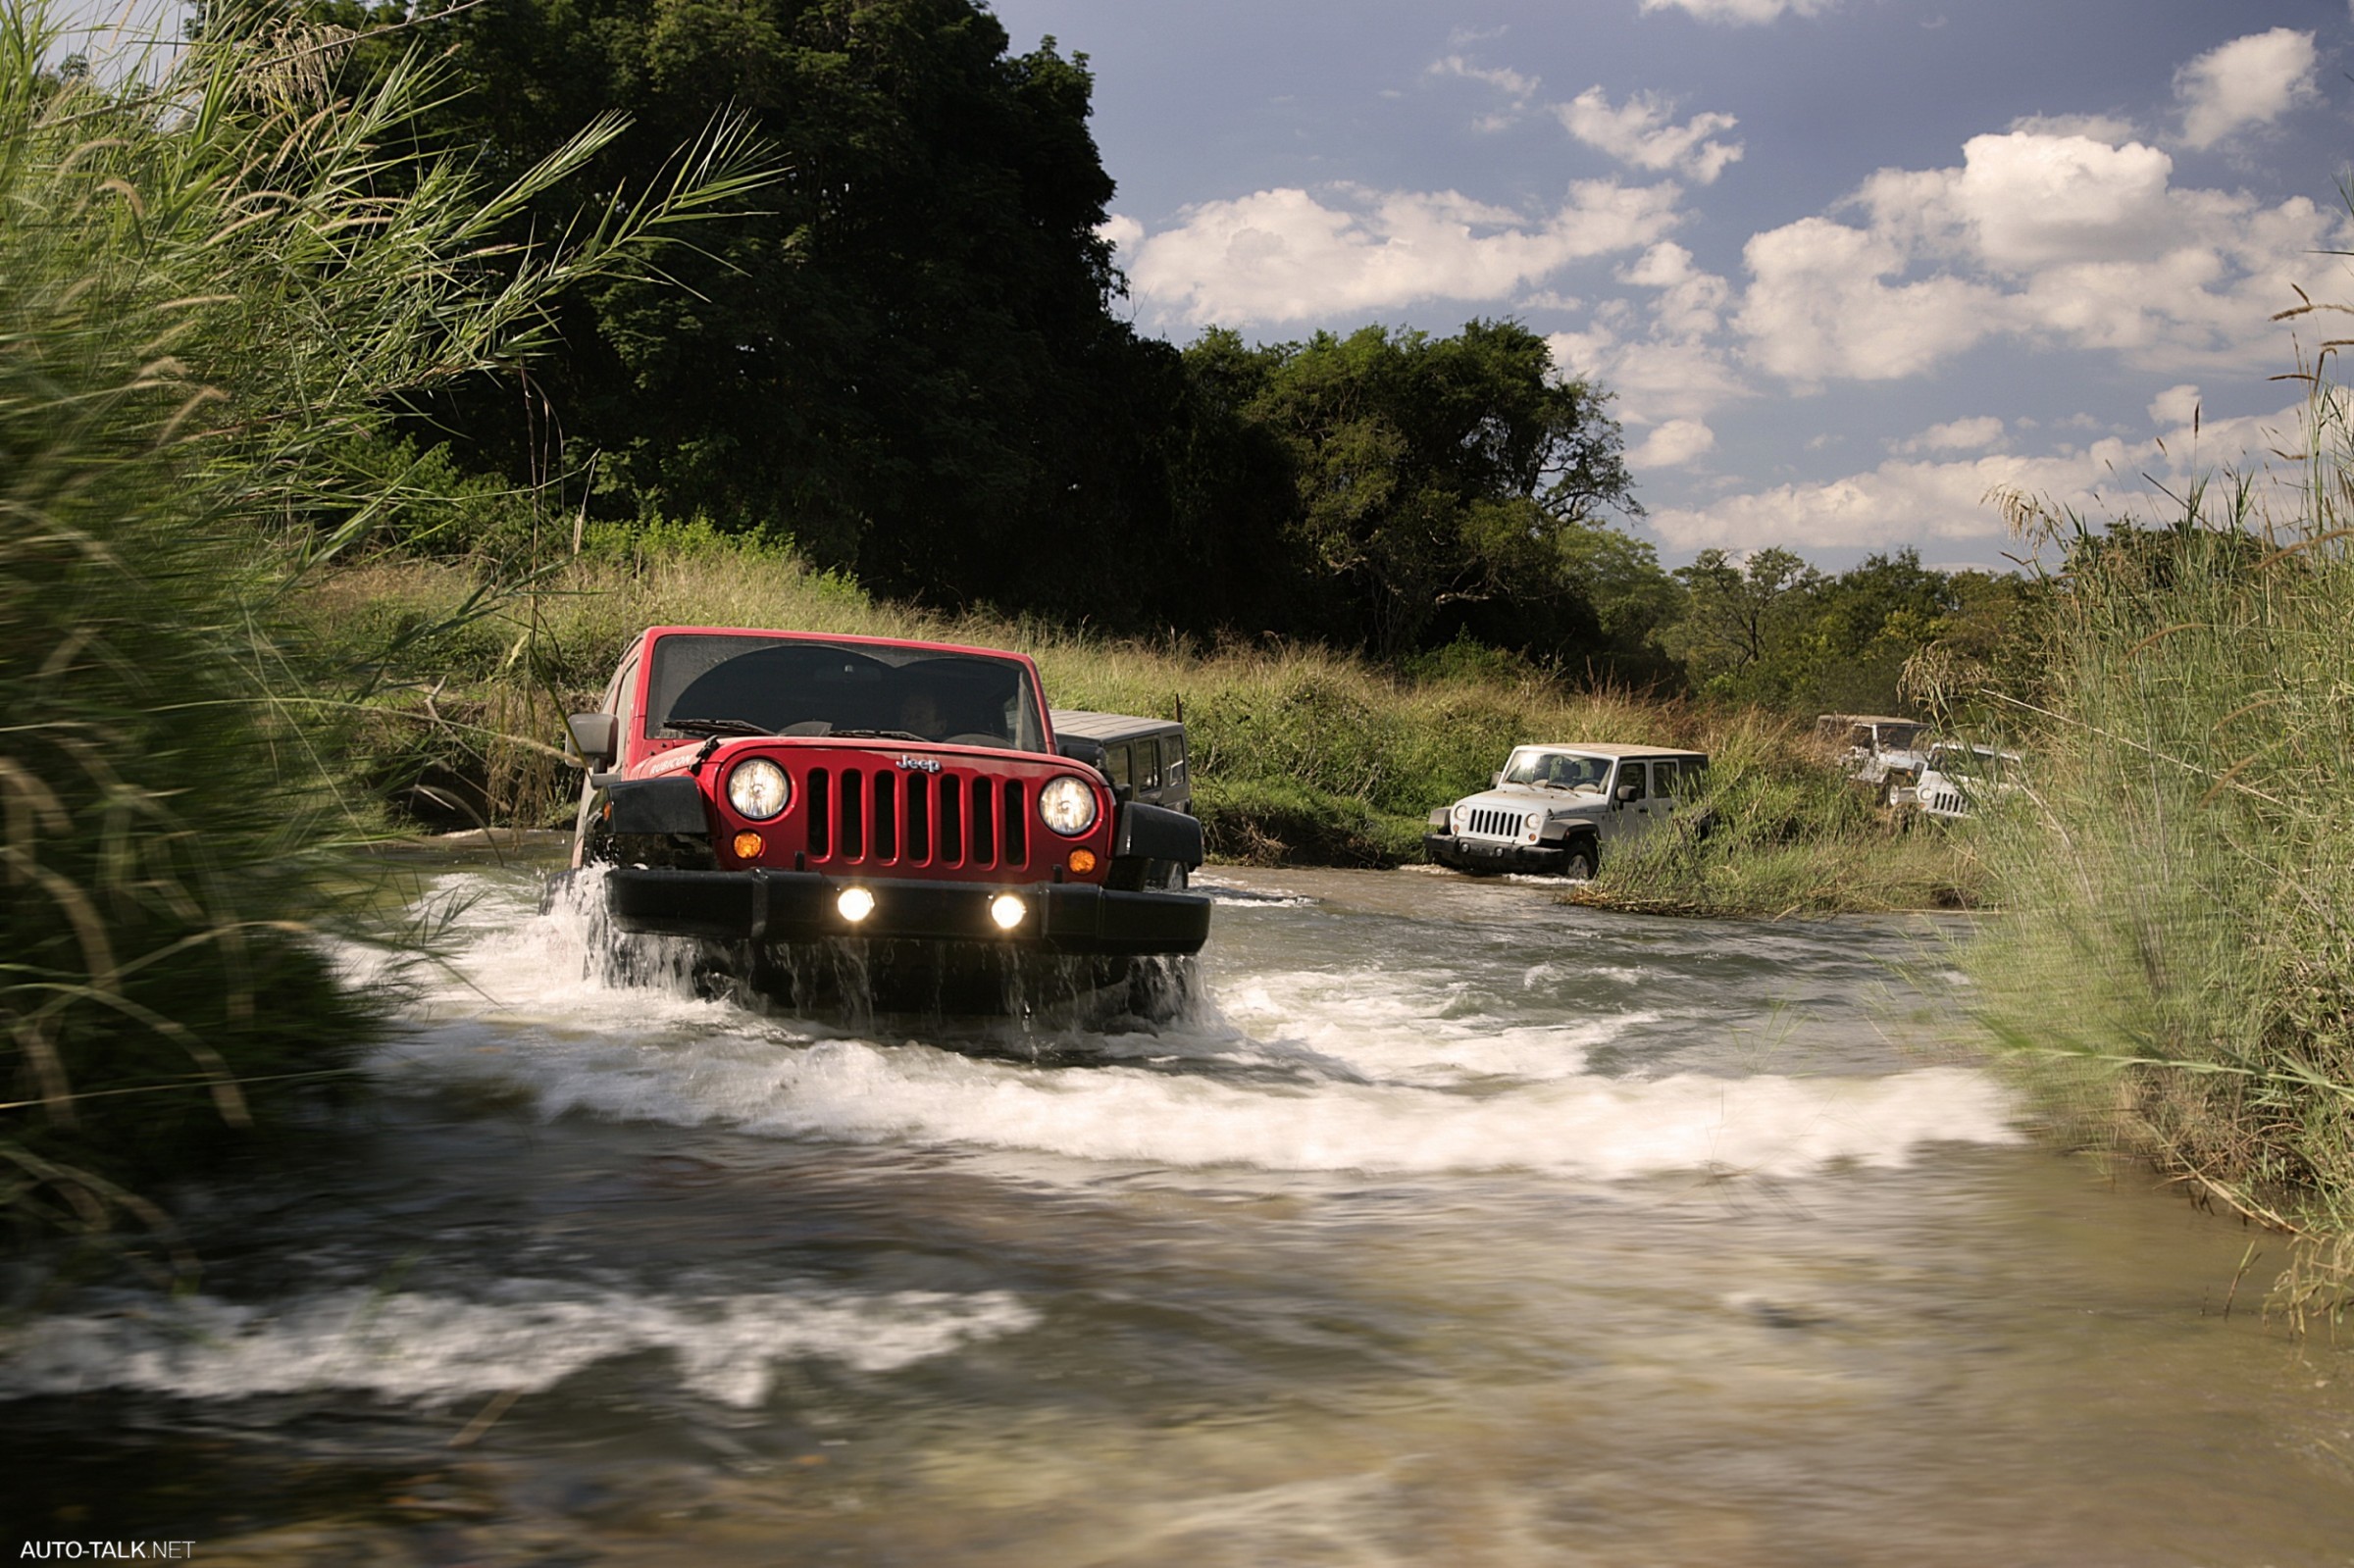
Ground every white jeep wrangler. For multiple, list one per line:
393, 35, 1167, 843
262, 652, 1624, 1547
1423, 744, 1710, 879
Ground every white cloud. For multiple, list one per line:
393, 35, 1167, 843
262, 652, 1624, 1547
1557, 88, 1744, 184
1893, 417, 2006, 455
1733, 130, 2348, 383
1649, 442, 2139, 550
1638, 0, 1834, 23
1429, 55, 1539, 106
1735, 217, 2004, 382
1123, 181, 1682, 327
1629, 419, 1717, 469
2148, 383, 2201, 427
1650, 400, 2308, 552
1547, 243, 1754, 429
2175, 28, 2317, 150
1099, 213, 1144, 257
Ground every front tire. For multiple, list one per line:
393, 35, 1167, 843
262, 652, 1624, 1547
1561, 840, 1599, 881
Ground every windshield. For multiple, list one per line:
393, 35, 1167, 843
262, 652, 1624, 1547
643, 634, 1047, 751
1502, 750, 1612, 791
1869, 724, 1924, 750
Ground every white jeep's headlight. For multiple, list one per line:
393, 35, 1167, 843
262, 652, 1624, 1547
1038, 774, 1100, 835
1452, 803, 1470, 827
727, 757, 791, 821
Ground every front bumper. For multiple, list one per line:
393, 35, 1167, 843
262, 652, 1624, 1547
603, 868, 1210, 957
1423, 834, 1566, 874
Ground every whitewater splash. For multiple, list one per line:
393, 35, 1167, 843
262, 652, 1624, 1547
0, 1285, 1038, 1409
368, 868, 2021, 1182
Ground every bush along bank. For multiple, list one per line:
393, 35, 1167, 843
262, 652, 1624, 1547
1952, 459, 2354, 1323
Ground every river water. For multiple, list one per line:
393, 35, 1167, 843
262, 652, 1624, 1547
5, 850, 2351, 1565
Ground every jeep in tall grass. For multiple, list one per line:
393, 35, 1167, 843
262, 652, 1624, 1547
1423, 744, 1709, 879
1817, 713, 1929, 804
1913, 741, 2023, 821
559, 627, 1209, 1013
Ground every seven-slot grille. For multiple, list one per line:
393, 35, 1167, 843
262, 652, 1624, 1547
799, 766, 1034, 873
1463, 806, 1528, 839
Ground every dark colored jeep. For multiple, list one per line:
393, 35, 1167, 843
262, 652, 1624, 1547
560, 627, 1209, 1013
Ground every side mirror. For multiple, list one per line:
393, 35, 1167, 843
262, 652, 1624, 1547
1056, 734, 1108, 773
567, 712, 619, 770
1492, 771, 1504, 787
1614, 784, 1640, 802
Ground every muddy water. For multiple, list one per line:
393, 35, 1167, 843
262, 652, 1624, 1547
4, 854, 2351, 1566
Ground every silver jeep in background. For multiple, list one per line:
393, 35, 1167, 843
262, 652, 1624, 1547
1423, 743, 1710, 879
1817, 713, 1929, 804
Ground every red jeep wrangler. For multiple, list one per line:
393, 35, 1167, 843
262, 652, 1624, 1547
561, 627, 1209, 1013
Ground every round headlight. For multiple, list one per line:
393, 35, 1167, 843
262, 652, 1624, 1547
1525, 812, 1544, 833
1037, 774, 1100, 836
727, 757, 791, 821
1452, 803, 1470, 826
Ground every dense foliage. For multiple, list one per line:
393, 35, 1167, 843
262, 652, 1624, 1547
0, 0, 760, 1242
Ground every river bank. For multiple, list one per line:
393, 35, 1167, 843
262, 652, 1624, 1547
296, 531, 1983, 916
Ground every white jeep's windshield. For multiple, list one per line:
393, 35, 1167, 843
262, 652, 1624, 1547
1503, 750, 1612, 791
644, 634, 1046, 751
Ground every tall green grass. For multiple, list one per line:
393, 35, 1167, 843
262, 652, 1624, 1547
0, 2, 763, 1253
1953, 395, 2354, 1309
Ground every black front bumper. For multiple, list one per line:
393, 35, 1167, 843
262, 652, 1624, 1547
603, 868, 1211, 957
1422, 834, 1567, 874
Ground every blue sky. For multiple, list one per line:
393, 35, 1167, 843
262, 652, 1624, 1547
51, 0, 2354, 571
990, 0, 2354, 570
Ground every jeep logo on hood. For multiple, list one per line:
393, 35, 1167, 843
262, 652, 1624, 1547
896, 755, 942, 773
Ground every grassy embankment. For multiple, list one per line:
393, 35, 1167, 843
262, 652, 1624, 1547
299, 520, 1980, 917
1953, 453, 2354, 1316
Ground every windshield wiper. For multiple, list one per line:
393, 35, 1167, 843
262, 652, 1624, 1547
827, 729, 929, 741
667, 717, 773, 737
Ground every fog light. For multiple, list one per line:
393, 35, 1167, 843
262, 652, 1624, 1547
837, 886, 876, 923
732, 831, 764, 859
989, 893, 1027, 931
1066, 848, 1097, 875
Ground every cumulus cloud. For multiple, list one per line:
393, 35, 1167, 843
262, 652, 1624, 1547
1638, 0, 1834, 23
1557, 88, 1744, 184
1892, 417, 2006, 455
1547, 243, 1754, 430
1123, 181, 1682, 327
1429, 55, 1539, 106
2175, 27, 2317, 150
1649, 400, 2306, 551
1733, 129, 2347, 383
1629, 419, 1717, 469
2148, 384, 2202, 428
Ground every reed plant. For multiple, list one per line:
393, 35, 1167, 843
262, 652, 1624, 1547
0, 0, 765, 1252
1947, 382, 2354, 1309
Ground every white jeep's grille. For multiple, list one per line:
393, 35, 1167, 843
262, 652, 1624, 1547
1923, 787, 1969, 816
1464, 807, 1524, 839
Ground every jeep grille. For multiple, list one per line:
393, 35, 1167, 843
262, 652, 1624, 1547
1463, 807, 1525, 840
800, 766, 1033, 873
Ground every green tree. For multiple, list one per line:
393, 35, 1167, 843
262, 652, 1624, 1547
1210, 321, 1638, 657
1658, 546, 1825, 702
352, 0, 1171, 618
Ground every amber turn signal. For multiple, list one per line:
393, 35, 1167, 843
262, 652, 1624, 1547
1066, 848, 1098, 875
732, 831, 764, 859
